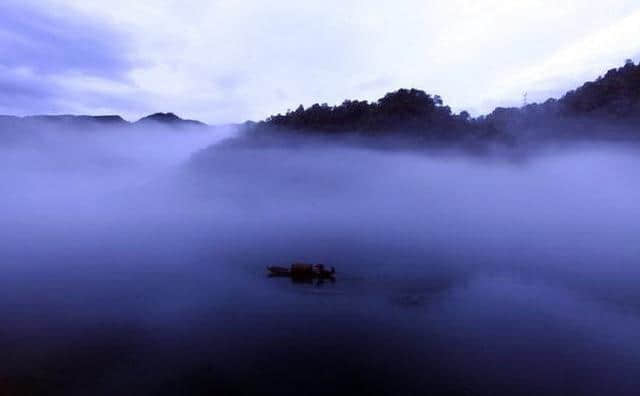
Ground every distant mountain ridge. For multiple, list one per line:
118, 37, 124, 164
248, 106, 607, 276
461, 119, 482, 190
0, 112, 210, 148
136, 112, 206, 126
0, 112, 207, 127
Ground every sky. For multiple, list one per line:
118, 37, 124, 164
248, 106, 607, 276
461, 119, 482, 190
1, 0, 640, 124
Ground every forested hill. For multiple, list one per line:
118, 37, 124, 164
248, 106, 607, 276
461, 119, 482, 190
265, 89, 471, 134
253, 88, 488, 141
482, 60, 640, 136
560, 59, 640, 117
248, 60, 640, 141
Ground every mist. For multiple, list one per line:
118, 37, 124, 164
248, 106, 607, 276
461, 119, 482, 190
1, 122, 640, 394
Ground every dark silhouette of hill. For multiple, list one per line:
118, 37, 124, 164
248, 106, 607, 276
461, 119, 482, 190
0, 112, 210, 147
247, 89, 490, 143
478, 59, 640, 139
0, 112, 208, 133
136, 112, 206, 127
561, 59, 640, 117
24, 114, 128, 126
0, 112, 207, 128
239, 59, 640, 144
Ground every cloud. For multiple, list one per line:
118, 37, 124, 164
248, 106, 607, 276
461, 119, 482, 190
62, 0, 374, 122
486, 7, 640, 108
0, 0, 139, 116
0, 2, 131, 77
2, 0, 640, 122
0, 66, 60, 114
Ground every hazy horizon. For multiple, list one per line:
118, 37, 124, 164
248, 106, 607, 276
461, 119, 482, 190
2, 0, 640, 123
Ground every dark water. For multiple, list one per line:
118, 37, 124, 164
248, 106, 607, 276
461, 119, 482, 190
1, 138, 640, 395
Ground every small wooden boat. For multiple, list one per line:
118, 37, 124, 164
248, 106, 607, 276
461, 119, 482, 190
267, 262, 335, 279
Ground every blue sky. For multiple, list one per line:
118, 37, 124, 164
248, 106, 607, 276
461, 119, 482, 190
2, 0, 640, 123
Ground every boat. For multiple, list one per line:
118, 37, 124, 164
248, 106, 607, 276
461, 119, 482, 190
267, 262, 335, 278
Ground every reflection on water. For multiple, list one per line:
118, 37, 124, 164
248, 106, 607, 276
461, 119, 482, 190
1, 143, 640, 395
3, 248, 639, 395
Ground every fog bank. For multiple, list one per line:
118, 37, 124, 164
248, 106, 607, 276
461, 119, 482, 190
1, 126, 640, 395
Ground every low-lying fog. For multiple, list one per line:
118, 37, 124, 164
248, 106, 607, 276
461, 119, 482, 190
1, 126, 640, 395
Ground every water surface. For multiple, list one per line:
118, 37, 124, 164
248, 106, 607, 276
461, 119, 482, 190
1, 139, 640, 395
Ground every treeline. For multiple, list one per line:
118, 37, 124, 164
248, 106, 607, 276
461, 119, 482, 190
257, 89, 493, 141
252, 60, 640, 141
562, 59, 640, 117
481, 59, 640, 135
